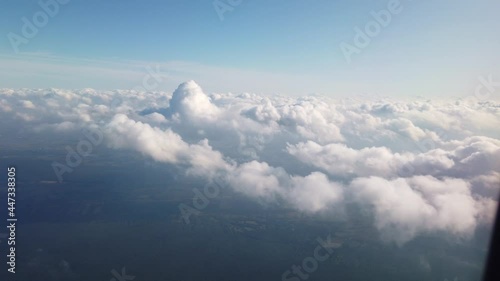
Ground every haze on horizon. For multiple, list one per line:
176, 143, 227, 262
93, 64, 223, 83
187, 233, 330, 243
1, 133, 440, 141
1, 1, 500, 281
0, 0, 499, 98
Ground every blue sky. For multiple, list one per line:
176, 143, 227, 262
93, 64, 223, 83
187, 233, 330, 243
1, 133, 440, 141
1, 0, 499, 97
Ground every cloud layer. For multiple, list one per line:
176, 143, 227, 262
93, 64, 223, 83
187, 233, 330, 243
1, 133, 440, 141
1, 81, 498, 244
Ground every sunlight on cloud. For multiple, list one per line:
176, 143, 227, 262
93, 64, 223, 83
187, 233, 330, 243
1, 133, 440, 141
1, 80, 498, 245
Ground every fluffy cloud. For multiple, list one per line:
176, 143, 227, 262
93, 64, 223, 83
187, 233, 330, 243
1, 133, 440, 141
227, 161, 344, 212
105, 113, 232, 178
350, 176, 491, 245
1, 81, 498, 245
287, 172, 344, 213
168, 80, 220, 123
287, 136, 500, 180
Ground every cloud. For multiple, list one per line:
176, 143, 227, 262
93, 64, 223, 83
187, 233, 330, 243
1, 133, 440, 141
21, 100, 36, 109
288, 141, 408, 178
168, 80, 220, 123
1, 81, 498, 245
288, 136, 500, 180
350, 176, 490, 245
105, 113, 231, 178
287, 172, 344, 213
227, 161, 344, 212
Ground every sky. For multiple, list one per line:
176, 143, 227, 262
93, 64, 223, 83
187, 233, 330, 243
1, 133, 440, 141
1, 0, 500, 97
1, 0, 500, 249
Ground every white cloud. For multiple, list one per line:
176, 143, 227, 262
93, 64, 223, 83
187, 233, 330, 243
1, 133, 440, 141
227, 161, 344, 213
350, 176, 491, 245
169, 80, 220, 123
21, 100, 35, 109
1, 81, 498, 245
287, 172, 344, 213
105, 114, 231, 179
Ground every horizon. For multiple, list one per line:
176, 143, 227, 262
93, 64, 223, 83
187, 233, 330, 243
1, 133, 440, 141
1, 0, 499, 97
1, 1, 500, 281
